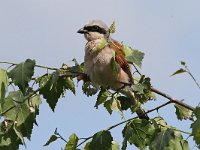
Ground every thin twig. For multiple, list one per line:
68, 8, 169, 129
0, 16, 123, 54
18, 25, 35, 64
54, 128, 68, 143
56, 133, 68, 143
76, 136, 93, 147
132, 64, 142, 76
184, 65, 200, 90
35, 64, 57, 70
0, 105, 16, 116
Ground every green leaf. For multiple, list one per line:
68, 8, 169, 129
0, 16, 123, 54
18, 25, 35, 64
122, 119, 155, 150
39, 72, 68, 111
121, 142, 127, 150
17, 103, 35, 140
117, 96, 132, 111
109, 21, 116, 34
110, 97, 124, 118
44, 135, 58, 146
111, 55, 119, 78
171, 68, 187, 76
94, 38, 108, 51
179, 140, 190, 150
26, 90, 42, 109
150, 128, 174, 150
82, 81, 99, 97
135, 76, 151, 94
104, 100, 113, 115
89, 130, 113, 150
37, 74, 51, 88
64, 133, 78, 150
84, 142, 91, 150
150, 120, 190, 150
147, 91, 156, 100
165, 131, 190, 150
26, 94, 41, 127
68, 62, 84, 76
95, 89, 109, 108
191, 107, 200, 147
174, 104, 192, 120
0, 121, 21, 150
123, 45, 144, 68
1, 96, 17, 121
7, 91, 24, 103
65, 77, 75, 94
13, 124, 25, 146
104, 97, 124, 117
0, 69, 8, 101
134, 75, 152, 103
111, 141, 120, 150
8, 59, 35, 95
3, 91, 39, 139
152, 117, 171, 131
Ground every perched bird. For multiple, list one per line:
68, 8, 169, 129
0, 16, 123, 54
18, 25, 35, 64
77, 20, 149, 120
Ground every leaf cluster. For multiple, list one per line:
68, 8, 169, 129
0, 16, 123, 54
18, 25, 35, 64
0, 59, 82, 149
0, 60, 41, 149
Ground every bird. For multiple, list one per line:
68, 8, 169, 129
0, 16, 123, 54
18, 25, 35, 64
77, 19, 149, 120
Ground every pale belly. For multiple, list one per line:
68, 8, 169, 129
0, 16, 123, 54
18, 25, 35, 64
84, 48, 117, 87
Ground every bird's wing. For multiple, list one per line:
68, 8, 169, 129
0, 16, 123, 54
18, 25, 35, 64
108, 40, 134, 84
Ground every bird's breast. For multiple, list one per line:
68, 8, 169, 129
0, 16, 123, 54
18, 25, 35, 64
84, 42, 117, 87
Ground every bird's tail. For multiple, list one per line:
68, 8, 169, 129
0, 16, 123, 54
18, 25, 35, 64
136, 106, 149, 120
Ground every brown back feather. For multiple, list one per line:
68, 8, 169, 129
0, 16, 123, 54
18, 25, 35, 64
108, 40, 134, 84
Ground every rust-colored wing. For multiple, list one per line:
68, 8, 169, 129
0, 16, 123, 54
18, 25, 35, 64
108, 40, 134, 84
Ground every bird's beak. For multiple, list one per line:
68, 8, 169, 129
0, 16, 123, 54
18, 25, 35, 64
77, 28, 87, 34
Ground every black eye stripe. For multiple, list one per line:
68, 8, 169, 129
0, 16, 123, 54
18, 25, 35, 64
84, 25, 107, 34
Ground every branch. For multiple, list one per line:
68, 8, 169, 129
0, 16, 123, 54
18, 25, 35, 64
115, 81, 194, 111
151, 87, 194, 111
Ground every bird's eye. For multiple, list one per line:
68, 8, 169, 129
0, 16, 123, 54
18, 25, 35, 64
93, 25, 100, 31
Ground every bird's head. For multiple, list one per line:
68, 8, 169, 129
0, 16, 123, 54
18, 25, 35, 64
77, 20, 110, 41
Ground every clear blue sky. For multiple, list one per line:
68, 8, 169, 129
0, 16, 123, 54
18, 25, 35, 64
0, 1, 200, 149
